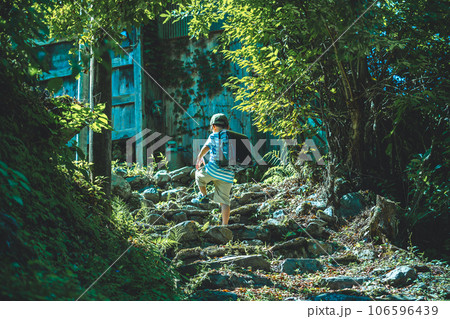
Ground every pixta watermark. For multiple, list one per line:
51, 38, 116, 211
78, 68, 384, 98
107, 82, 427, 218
127, 129, 324, 168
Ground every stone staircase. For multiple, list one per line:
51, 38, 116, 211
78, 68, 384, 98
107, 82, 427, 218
135, 181, 350, 301
112, 168, 447, 301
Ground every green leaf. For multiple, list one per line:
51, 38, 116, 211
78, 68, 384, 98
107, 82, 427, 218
47, 78, 63, 92
13, 196, 24, 206
385, 143, 392, 156
19, 181, 31, 192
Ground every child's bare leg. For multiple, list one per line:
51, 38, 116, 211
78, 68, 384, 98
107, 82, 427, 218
199, 185, 207, 196
221, 203, 230, 225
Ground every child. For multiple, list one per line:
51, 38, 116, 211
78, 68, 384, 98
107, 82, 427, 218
192, 113, 234, 225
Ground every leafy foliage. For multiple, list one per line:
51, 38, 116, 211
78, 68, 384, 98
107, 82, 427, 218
261, 151, 298, 185
1, 3, 182, 296
49, 96, 112, 135
405, 146, 449, 227
169, 0, 449, 226
0, 90, 182, 299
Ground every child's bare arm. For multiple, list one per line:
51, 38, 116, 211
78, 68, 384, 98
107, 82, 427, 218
196, 145, 210, 170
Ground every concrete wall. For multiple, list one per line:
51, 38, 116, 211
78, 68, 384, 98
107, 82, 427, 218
143, 28, 270, 168
39, 22, 273, 169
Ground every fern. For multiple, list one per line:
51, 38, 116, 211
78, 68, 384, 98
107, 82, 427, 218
201, 221, 210, 232
262, 150, 298, 184
150, 226, 185, 253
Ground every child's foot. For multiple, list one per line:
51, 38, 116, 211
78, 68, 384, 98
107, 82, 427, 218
191, 193, 209, 204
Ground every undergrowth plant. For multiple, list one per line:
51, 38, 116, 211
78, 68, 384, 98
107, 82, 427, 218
261, 150, 298, 185
112, 152, 169, 178
0, 77, 182, 300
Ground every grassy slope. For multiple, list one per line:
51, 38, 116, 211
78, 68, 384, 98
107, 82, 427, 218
0, 83, 181, 300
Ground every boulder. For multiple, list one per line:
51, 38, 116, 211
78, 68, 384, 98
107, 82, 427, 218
185, 209, 212, 218
161, 188, 183, 201
230, 203, 260, 216
336, 192, 365, 217
278, 258, 323, 275
306, 240, 333, 257
263, 223, 289, 242
201, 272, 273, 289
371, 268, 392, 276
205, 226, 233, 244
248, 185, 262, 192
237, 192, 253, 205
169, 221, 199, 242
126, 192, 143, 211
256, 225, 271, 241
142, 187, 160, 202
271, 237, 308, 251
333, 177, 351, 197
236, 226, 258, 240
141, 198, 155, 208
381, 294, 418, 301
383, 266, 417, 287
266, 218, 282, 226
126, 175, 151, 191
257, 202, 272, 215
113, 168, 127, 177
170, 166, 193, 176
191, 289, 238, 301
172, 211, 187, 223
270, 237, 308, 258
208, 255, 271, 271
231, 224, 270, 241
356, 249, 376, 261
242, 239, 264, 246
321, 276, 371, 290
154, 170, 171, 186
305, 221, 329, 239
201, 273, 230, 289
174, 247, 205, 262
295, 200, 326, 215
333, 253, 360, 265
317, 207, 338, 223
310, 218, 327, 227
111, 173, 132, 200
273, 209, 285, 220
170, 166, 193, 182
229, 214, 241, 224
204, 246, 227, 258
360, 195, 401, 244
314, 293, 372, 301
146, 213, 169, 225
182, 204, 200, 210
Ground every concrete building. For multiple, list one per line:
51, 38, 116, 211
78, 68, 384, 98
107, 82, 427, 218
39, 18, 268, 169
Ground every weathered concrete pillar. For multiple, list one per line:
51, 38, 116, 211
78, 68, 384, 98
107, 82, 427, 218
134, 27, 144, 166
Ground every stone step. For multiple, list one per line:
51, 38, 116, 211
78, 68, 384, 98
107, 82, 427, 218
177, 254, 271, 276
320, 276, 373, 290
190, 289, 238, 301
199, 270, 274, 290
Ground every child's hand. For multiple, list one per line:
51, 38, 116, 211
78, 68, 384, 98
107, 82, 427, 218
196, 157, 205, 170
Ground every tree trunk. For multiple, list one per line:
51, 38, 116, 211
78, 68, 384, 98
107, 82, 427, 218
347, 57, 371, 187
89, 36, 112, 201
